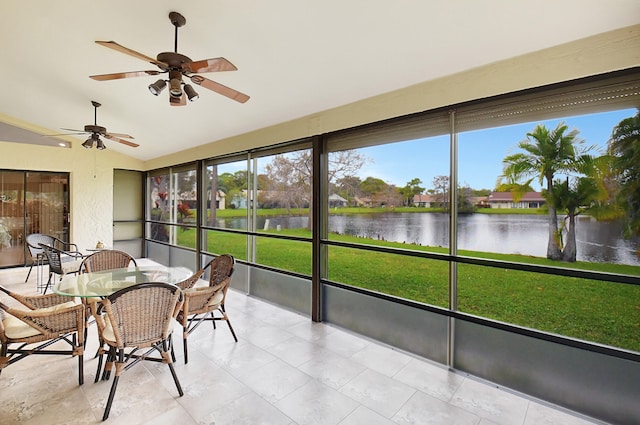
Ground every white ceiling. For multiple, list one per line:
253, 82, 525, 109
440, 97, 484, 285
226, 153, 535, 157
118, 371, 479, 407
1, 1, 639, 161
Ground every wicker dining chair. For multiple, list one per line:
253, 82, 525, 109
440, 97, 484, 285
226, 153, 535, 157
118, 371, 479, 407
176, 254, 237, 364
168, 268, 206, 363
0, 285, 84, 385
24, 234, 79, 283
38, 243, 84, 294
79, 250, 138, 344
79, 249, 137, 273
92, 282, 184, 421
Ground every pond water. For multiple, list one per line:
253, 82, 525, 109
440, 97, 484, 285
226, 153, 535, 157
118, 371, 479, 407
217, 213, 640, 266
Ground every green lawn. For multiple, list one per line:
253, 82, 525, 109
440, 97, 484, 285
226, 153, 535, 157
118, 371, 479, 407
174, 219, 640, 353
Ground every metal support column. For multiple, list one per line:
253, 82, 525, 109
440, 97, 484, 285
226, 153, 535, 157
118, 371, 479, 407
447, 110, 458, 368
311, 135, 325, 322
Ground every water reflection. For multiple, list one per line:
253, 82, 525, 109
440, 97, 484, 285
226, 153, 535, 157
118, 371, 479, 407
216, 213, 640, 265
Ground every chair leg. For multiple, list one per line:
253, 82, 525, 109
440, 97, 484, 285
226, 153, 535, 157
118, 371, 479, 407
219, 306, 238, 342
102, 376, 119, 421
24, 264, 34, 283
94, 346, 105, 383
226, 318, 238, 342
163, 339, 183, 396
43, 273, 53, 295
102, 347, 116, 381
182, 328, 189, 364
102, 350, 123, 421
74, 334, 84, 385
78, 352, 84, 385
0, 343, 7, 376
168, 334, 176, 363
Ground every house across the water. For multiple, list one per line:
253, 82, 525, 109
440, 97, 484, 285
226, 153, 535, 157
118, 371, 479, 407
487, 191, 545, 209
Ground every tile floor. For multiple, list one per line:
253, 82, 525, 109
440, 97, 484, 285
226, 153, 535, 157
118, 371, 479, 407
0, 263, 609, 425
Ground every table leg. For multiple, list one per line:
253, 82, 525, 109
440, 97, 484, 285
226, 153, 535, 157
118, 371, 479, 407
36, 254, 47, 294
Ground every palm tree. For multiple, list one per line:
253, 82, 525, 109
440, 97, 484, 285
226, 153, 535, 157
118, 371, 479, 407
501, 122, 587, 260
547, 177, 601, 262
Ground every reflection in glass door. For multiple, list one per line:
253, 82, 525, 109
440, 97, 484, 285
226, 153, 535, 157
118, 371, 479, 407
0, 171, 24, 266
0, 170, 70, 268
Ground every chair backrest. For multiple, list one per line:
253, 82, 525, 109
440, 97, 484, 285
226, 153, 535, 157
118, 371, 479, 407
39, 243, 64, 274
80, 250, 137, 273
98, 283, 183, 348
206, 254, 235, 288
0, 285, 69, 309
26, 234, 55, 258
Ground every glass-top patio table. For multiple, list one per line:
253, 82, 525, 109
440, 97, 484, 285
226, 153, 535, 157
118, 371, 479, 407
54, 265, 193, 298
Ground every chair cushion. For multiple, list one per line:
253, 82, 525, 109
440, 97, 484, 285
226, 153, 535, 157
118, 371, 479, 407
2, 315, 40, 338
2, 301, 77, 339
61, 259, 83, 274
102, 319, 116, 343
194, 278, 209, 287
184, 286, 224, 306
207, 292, 224, 307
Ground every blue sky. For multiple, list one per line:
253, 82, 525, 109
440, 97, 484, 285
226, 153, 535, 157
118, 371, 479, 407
357, 108, 636, 191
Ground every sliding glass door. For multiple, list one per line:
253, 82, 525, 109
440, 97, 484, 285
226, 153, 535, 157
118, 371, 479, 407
0, 170, 70, 268
0, 171, 24, 267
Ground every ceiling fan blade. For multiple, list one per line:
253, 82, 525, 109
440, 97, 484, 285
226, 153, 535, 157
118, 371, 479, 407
90, 70, 162, 81
46, 132, 87, 137
104, 132, 134, 140
183, 57, 237, 73
95, 41, 168, 68
189, 75, 250, 103
60, 128, 86, 133
103, 134, 139, 147
170, 94, 187, 106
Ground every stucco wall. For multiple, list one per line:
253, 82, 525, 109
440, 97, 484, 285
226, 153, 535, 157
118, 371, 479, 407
0, 134, 143, 251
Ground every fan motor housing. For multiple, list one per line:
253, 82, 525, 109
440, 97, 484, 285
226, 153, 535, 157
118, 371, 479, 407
157, 52, 192, 70
84, 125, 106, 134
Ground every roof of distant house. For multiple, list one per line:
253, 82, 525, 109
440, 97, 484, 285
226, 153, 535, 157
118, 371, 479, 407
488, 191, 544, 201
413, 194, 436, 202
328, 194, 347, 202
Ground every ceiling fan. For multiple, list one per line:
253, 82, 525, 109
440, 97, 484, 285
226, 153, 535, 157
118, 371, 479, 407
89, 11, 250, 106
55, 101, 138, 150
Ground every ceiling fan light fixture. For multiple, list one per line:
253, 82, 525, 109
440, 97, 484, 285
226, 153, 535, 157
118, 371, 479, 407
96, 138, 106, 150
184, 84, 199, 101
91, 13, 250, 105
82, 138, 94, 148
169, 78, 183, 97
148, 79, 166, 96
